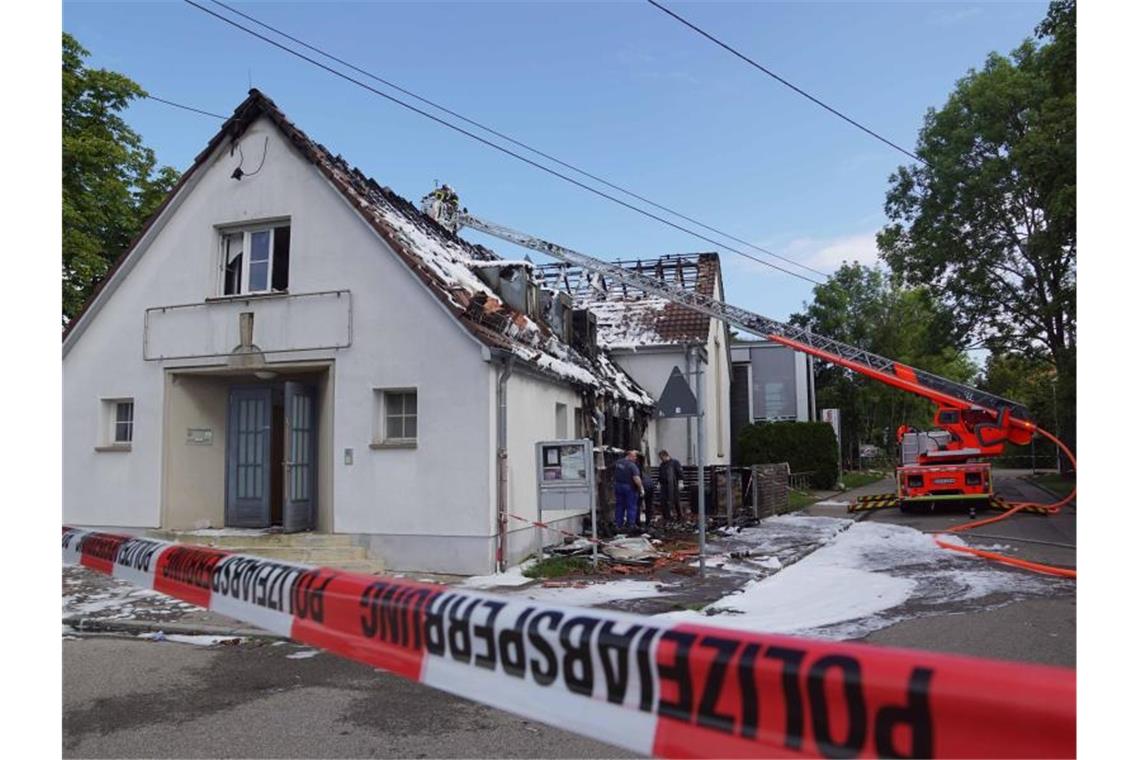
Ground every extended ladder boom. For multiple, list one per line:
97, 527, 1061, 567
450, 210, 1033, 430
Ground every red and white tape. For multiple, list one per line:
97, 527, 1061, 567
63, 526, 1075, 758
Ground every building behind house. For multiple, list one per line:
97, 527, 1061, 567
536, 254, 733, 469
729, 339, 815, 457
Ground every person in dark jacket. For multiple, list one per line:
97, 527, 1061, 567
637, 452, 656, 526
612, 450, 643, 531
657, 450, 685, 522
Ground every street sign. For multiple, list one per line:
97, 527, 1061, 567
657, 366, 698, 417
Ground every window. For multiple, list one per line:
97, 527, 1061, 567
386, 391, 417, 440
373, 389, 417, 447
220, 223, 290, 295
97, 398, 134, 451
114, 401, 134, 443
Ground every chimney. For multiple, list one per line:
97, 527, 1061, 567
571, 309, 597, 358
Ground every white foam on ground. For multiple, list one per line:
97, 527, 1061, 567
460, 559, 537, 589
517, 579, 666, 606
138, 633, 244, 646
663, 519, 1063, 640
286, 649, 321, 659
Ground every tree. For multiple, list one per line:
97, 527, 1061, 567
979, 352, 1062, 469
876, 1, 1076, 455
62, 33, 180, 322
790, 263, 977, 468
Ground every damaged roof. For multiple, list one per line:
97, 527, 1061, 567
536, 253, 722, 349
65, 89, 653, 408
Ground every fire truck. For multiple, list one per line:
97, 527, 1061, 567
423, 191, 1040, 513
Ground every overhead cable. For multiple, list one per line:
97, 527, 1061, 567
208, 0, 828, 279
183, 0, 826, 286
144, 94, 227, 120
645, 0, 929, 167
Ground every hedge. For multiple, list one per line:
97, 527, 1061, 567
736, 421, 838, 490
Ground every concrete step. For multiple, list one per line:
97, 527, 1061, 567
323, 559, 388, 575
213, 545, 369, 564
145, 529, 384, 575
149, 530, 356, 550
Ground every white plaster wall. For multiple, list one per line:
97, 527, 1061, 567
64, 116, 492, 539
609, 346, 729, 467
504, 369, 583, 526
706, 315, 733, 465
611, 349, 692, 463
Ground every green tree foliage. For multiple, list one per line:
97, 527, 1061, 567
979, 353, 1064, 469
62, 33, 180, 322
736, 422, 838, 490
790, 263, 977, 467
876, 1, 1076, 454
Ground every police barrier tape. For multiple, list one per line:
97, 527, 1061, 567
62, 526, 1075, 758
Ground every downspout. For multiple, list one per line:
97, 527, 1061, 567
685, 344, 694, 464
495, 357, 514, 572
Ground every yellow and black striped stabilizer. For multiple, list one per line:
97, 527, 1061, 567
988, 495, 1054, 515
848, 493, 899, 513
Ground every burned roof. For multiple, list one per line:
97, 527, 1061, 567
535, 253, 722, 349
65, 89, 652, 408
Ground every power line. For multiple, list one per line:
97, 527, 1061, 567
208, 0, 828, 280
144, 94, 227, 120
183, 0, 826, 286
645, 0, 928, 167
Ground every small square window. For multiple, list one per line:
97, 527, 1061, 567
373, 389, 417, 446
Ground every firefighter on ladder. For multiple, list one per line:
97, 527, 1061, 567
431, 183, 459, 208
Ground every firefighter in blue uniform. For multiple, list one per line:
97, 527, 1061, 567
613, 450, 643, 532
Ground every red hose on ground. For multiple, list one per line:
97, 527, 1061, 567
934, 427, 1076, 579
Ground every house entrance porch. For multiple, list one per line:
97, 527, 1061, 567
160, 363, 333, 533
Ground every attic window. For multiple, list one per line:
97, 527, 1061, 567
220, 223, 291, 295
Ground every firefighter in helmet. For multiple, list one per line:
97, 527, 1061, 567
433, 183, 458, 207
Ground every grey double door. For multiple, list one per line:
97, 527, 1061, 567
225, 382, 317, 532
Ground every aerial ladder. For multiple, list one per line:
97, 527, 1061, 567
422, 189, 1060, 513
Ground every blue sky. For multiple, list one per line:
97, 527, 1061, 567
64, 0, 1048, 322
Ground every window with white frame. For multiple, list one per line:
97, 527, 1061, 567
373, 389, 417, 445
220, 222, 291, 296
99, 398, 134, 449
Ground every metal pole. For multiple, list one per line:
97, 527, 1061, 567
726, 466, 734, 529
751, 465, 760, 518
696, 358, 706, 577
496, 359, 513, 573
591, 486, 598, 567
593, 413, 603, 567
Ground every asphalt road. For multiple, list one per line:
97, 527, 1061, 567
62, 471, 1075, 757
814, 471, 1077, 667
63, 636, 637, 759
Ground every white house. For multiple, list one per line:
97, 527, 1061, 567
63, 90, 654, 574
536, 254, 733, 469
